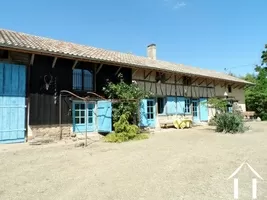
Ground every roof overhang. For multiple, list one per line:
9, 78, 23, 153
0, 44, 252, 86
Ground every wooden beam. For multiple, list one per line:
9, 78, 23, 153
165, 74, 173, 82
96, 63, 103, 74
213, 80, 216, 96
30, 54, 35, 66
230, 83, 235, 87
214, 80, 219, 87
198, 79, 205, 86
115, 66, 122, 75
52, 57, 57, 68
206, 79, 208, 97
191, 77, 199, 85
207, 81, 213, 86
233, 84, 240, 89
145, 70, 153, 79
132, 69, 138, 77
72, 60, 78, 69
175, 75, 177, 96
94, 63, 97, 91
238, 85, 245, 89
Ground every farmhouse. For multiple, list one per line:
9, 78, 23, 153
0, 29, 251, 143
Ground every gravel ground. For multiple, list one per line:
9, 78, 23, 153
0, 122, 267, 200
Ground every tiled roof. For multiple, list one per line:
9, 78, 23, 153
0, 29, 250, 84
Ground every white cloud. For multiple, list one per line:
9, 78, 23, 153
173, 1, 186, 9
163, 0, 187, 10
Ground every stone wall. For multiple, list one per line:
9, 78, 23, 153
29, 124, 72, 140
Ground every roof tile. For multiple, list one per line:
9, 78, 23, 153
0, 29, 250, 84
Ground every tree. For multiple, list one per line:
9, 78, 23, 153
103, 74, 152, 124
243, 44, 267, 120
207, 97, 227, 113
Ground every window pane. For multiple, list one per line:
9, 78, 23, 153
75, 111, 79, 117
88, 104, 94, 109
75, 118, 79, 124
83, 70, 93, 91
75, 104, 80, 109
151, 113, 154, 119
80, 111, 85, 117
88, 118, 93, 124
81, 118, 85, 124
73, 69, 82, 90
80, 104, 85, 110
88, 111, 93, 117
147, 113, 151, 119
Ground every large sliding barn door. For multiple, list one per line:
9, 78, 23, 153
0, 63, 26, 143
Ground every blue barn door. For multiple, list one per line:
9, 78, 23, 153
140, 99, 156, 128
166, 96, 177, 115
192, 99, 200, 123
97, 100, 112, 133
199, 98, 208, 121
72, 102, 95, 133
0, 63, 26, 144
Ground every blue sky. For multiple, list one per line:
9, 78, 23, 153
1, 0, 267, 75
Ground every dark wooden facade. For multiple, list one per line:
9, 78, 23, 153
1, 48, 132, 126
28, 54, 132, 126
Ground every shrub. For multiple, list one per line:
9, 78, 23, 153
133, 133, 149, 141
104, 114, 149, 143
214, 113, 248, 133
103, 74, 152, 124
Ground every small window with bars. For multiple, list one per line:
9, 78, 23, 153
73, 69, 93, 91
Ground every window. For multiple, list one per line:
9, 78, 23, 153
157, 97, 165, 114
74, 103, 85, 124
184, 98, 191, 113
0, 50, 8, 59
146, 100, 154, 119
228, 85, 232, 93
74, 103, 94, 125
183, 76, 192, 86
155, 72, 166, 83
73, 69, 93, 91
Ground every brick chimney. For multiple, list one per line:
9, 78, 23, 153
147, 44, 156, 60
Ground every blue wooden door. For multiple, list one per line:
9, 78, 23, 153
166, 96, 177, 115
0, 63, 26, 143
72, 102, 95, 133
199, 98, 208, 121
177, 97, 185, 114
140, 99, 156, 128
192, 99, 200, 122
97, 100, 112, 133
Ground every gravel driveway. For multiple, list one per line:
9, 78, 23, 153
0, 122, 267, 200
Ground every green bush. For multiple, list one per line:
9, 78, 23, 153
133, 133, 149, 141
104, 114, 149, 143
214, 113, 248, 133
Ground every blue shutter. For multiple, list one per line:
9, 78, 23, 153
0, 63, 4, 95
73, 69, 82, 90
177, 97, 185, 114
83, 70, 93, 91
140, 99, 148, 127
97, 101, 112, 133
166, 96, 176, 115
199, 98, 208, 121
